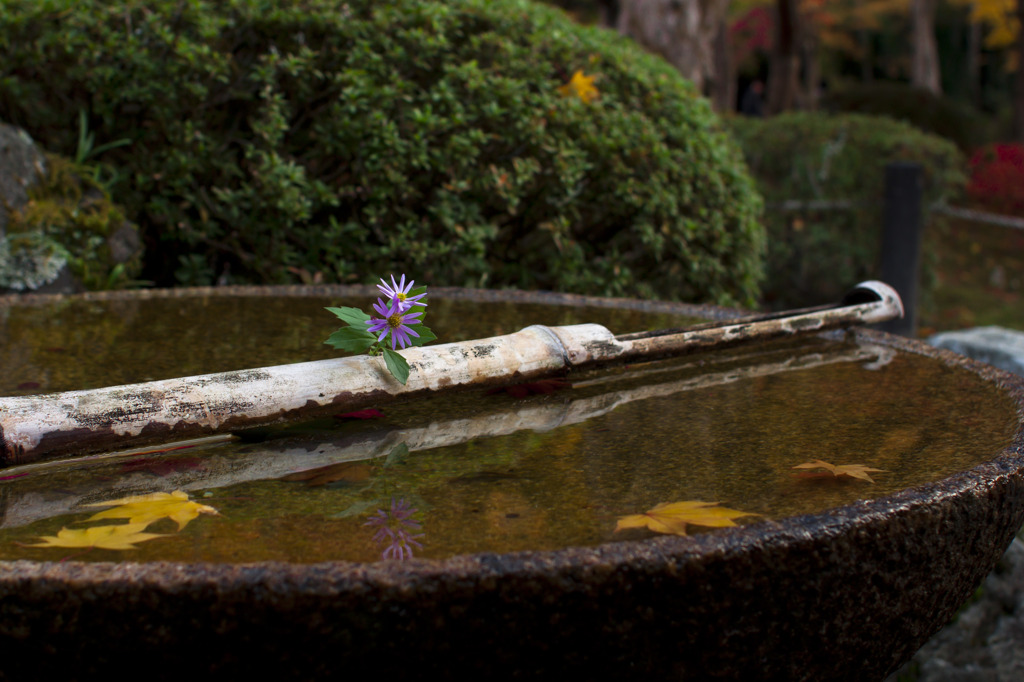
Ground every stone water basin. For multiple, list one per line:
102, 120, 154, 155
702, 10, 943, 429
0, 285, 1022, 680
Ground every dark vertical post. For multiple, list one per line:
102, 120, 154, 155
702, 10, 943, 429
878, 162, 923, 337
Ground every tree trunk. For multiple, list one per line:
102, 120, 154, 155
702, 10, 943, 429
911, 0, 942, 94
767, 0, 800, 114
860, 29, 874, 82
966, 11, 981, 107
711, 15, 736, 112
1016, 0, 1024, 142
616, 0, 731, 91
598, 0, 620, 28
800, 30, 821, 110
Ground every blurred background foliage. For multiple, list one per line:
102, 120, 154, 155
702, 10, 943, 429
0, 0, 765, 307
2, 0, 1021, 325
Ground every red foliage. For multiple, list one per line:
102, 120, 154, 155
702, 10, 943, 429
967, 143, 1024, 216
730, 7, 773, 68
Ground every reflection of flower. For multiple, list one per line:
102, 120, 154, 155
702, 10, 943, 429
366, 297, 423, 350
365, 497, 425, 560
377, 273, 427, 311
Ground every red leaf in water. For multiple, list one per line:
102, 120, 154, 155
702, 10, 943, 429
16, 381, 41, 390
334, 409, 385, 420
487, 378, 571, 398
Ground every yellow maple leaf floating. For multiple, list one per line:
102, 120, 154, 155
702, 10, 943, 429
792, 459, 887, 483
558, 70, 598, 103
86, 490, 220, 531
29, 524, 166, 551
615, 500, 760, 537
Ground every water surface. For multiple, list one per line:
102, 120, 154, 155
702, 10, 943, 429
0, 293, 1016, 563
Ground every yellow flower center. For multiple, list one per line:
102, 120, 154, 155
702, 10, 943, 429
387, 313, 403, 329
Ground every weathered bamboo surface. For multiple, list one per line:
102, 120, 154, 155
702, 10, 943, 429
0, 281, 902, 466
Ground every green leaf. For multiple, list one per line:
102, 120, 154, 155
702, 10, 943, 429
382, 347, 410, 385
329, 498, 382, 519
406, 324, 437, 347
385, 442, 410, 467
325, 306, 371, 326
325, 326, 376, 353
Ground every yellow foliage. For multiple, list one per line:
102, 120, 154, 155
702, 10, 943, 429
792, 459, 887, 483
615, 501, 760, 537
29, 524, 166, 551
558, 70, 598, 104
951, 0, 1019, 50
86, 490, 220, 531
28, 490, 220, 552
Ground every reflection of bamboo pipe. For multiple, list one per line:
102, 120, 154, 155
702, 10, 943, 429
0, 281, 902, 466
0, 342, 888, 528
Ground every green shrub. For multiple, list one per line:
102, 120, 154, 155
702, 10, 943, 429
824, 81, 993, 153
0, 0, 764, 306
729, 112, 965, 309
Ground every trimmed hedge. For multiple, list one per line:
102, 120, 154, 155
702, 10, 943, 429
730, 112, 965, 309
824, 81, 992, 153
0, 0, 764, 305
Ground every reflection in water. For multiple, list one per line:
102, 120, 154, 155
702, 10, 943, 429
365, 497, 425, 560
0, 294, 694, 395
0, 335, 1016, 563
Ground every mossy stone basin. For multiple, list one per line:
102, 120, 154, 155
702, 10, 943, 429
0, 285, 1022, 681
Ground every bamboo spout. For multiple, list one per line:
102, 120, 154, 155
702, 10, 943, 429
610, 280, 903, 361
0, 281, 902, 467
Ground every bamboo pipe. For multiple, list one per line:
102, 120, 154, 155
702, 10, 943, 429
0, 281, 902, 466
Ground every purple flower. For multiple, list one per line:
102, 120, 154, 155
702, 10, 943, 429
366, 297, 423, 350
377, 273, 427, 311
364, 497, 425, 560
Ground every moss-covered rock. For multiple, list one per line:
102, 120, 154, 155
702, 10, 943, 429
0, 0, 764, 305
2, 154, 142, 292
0, 123, 47, 236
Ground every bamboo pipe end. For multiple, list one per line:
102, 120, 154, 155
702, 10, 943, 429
842, 281, 905, 324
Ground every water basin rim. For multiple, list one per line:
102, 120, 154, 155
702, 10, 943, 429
0, 327, 1021, 583
0, 283, 747, 321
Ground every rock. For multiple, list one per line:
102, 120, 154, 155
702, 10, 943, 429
886, 538, 1024, 681
106, 221, 141, 265
0, 122, 143, 293
928, 327, 1024, 378
0, 231, 75, 294
0, 123, 47, 237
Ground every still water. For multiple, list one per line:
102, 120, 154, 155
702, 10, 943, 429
0, 291, 1017, 562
